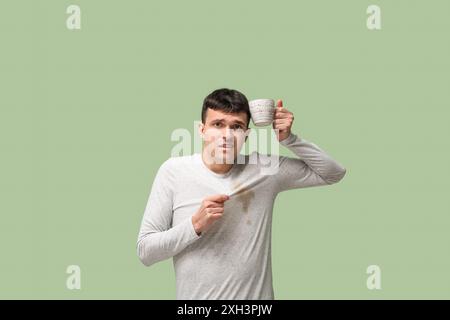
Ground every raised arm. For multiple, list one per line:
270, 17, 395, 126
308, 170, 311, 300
271, 100, 346, 193
274, 133, 347, 193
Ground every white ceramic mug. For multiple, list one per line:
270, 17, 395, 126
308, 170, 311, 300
248, 98, 275, 126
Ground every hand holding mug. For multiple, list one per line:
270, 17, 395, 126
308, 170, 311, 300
272, 99, 294, 142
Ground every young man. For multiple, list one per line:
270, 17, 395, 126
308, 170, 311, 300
137, 88, 346, 299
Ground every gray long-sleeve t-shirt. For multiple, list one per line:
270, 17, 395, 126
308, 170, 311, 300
137, 133, 346, 299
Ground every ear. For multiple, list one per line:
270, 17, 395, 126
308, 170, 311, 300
244, 128, 251, 142
198, 122, 205, 139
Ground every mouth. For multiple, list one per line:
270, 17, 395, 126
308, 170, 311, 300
218, 144, 233, 150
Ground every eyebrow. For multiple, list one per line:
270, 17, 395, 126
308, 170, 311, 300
211, 119, 246, 127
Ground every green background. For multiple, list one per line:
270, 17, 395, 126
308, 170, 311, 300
1, 0, 449, 299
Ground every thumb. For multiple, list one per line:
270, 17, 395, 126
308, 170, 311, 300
276, 99, 283, 108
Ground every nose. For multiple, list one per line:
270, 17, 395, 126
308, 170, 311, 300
222, 127, 234, 142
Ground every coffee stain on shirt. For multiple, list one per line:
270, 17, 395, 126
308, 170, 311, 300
231, 181, 255, 216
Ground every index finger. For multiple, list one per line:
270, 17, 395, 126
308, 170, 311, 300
275, 106, 290, 113
205, 194, 230, 203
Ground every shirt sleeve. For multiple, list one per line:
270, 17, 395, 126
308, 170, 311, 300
136, 159, 202, 267
273, 133, 347, 193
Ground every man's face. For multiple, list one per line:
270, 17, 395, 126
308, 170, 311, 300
199, 108, 251, 165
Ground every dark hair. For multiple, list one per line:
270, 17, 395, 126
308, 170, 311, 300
201, 88, 251, 128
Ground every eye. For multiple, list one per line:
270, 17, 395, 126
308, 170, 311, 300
213, 122, 222, 128
232, 124, 243, 130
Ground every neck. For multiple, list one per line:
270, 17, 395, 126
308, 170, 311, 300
201, 150, 234, 174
